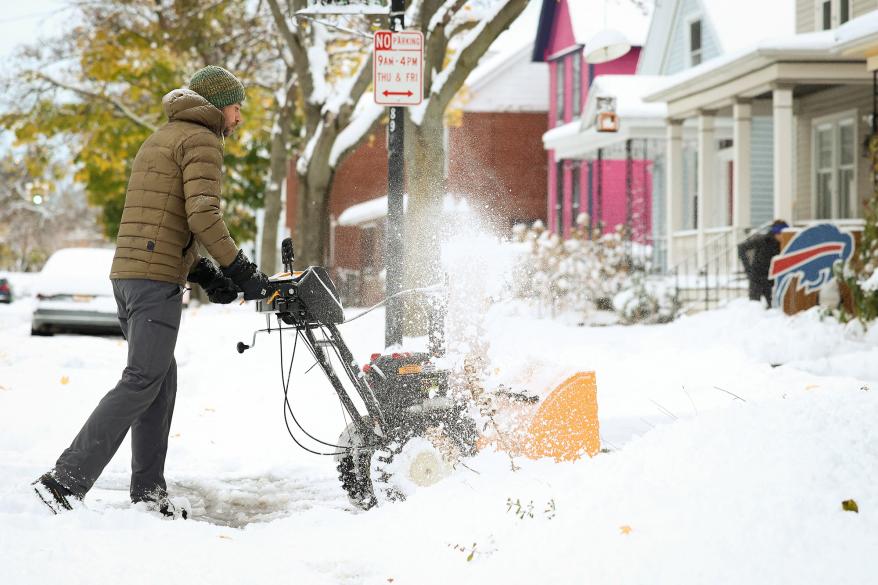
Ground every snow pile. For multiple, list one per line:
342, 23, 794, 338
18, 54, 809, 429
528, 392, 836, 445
1, 294, 877, 583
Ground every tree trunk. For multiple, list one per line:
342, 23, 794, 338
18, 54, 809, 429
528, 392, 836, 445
259, 71, 296, 275
403, 113, 446, 334
295, 164, 335, 268
259, 120, 287, 274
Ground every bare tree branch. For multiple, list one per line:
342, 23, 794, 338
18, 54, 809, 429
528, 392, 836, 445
336, 51, 374, 130
427, 0, 528, 120
29, 71, 158, 132
447, 18, 479, 40
267, 0, 319, 131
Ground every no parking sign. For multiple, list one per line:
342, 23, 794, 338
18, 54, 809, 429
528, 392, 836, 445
373, 30, 424, 106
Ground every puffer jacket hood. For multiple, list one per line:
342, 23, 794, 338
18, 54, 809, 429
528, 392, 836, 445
162, 88, 225, 137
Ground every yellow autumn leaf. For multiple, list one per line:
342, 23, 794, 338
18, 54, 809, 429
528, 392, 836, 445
60, 376, 70, 385
620, 525, 633, 535
842, 499, 859, 513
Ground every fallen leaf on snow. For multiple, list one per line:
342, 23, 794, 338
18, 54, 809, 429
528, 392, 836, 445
842, 499, 859, 513
218, 534, 232, 540
620, 525, 633, 535
60, 376, 70, 385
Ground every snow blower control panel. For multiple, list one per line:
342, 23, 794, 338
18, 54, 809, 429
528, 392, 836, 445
255, 265, 345, 327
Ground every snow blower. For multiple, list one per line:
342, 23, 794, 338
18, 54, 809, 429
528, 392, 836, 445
235, 238, 599, 510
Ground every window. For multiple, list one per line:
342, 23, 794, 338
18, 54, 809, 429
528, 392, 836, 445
571, 163, 581, 225
813, 114, 857, 219
818, 0, 851, 30
572, 52, 582, 117
556, 161, 565, 234
555, 57, 565, 125
689, 19, 703, 67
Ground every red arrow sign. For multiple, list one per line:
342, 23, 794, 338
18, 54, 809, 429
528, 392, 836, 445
383, 90, 413, 97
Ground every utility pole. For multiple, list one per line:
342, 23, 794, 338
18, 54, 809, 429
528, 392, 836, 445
385, 0, 406, 348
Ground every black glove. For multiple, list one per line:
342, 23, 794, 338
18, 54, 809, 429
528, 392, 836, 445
187, 257, 239, 304
221, 250, 271, 301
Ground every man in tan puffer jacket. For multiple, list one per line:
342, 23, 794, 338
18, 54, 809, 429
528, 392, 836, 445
33, 66, 270, 519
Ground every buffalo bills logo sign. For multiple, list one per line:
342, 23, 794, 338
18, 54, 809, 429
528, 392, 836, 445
769, 224, 854, 308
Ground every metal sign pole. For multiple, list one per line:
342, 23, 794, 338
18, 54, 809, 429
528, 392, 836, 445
385, 0, 406, 348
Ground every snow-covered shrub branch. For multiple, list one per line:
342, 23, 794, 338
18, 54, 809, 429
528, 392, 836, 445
506, 216, 677, 324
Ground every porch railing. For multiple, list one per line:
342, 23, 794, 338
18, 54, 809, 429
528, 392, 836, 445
669, 222, 772, 312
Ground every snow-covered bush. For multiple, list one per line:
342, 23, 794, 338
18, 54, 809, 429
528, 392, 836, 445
507, 216, 659, 322
612, 271, 679, 325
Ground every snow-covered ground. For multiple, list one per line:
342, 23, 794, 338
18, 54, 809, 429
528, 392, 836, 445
1, 293, 877, 584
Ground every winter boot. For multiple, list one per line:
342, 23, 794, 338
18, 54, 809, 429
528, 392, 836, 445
32, 473, 82, 515
135, 493, 190, 520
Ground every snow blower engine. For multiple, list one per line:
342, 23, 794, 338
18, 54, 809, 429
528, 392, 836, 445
236, 238, 478, 509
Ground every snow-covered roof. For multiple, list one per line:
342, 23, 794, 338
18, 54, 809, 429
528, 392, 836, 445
543, 75, 669, 159
701, 0, 796, 54
644, 25, 851, 104
835, 9, 878, 55
638, 0, 795, 75
466, 39, 533, 91
644, 2, 878, 105
485, 0, 541, 55
462, 41, 549, 113
337, 194, 471, 227
568, 0, 652, 48
337, 195, 402, 227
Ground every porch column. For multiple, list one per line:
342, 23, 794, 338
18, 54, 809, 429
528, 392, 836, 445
697, 111, 716, 266
733, 100, 752, 237
773, 87, 794, 221
665, 120, 684, 268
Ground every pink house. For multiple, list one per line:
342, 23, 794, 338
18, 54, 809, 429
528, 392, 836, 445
534, 0, 652, 241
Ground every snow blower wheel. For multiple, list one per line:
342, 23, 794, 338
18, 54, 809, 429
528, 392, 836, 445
370, 433, 459, 505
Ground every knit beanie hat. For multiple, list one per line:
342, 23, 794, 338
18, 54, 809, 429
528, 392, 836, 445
189, 66, 245, 109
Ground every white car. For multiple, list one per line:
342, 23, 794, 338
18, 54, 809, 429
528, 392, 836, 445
31, 248, 122, 336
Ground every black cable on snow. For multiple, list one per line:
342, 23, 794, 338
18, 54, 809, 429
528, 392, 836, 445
277, 319, 350, 456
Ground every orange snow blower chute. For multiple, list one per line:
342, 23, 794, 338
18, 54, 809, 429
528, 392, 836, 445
488, 372, 600, 461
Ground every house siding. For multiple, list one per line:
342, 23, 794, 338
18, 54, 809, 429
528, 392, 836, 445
751, 116, 775, 227
797, 0, 877, 33
796, 0, 815, 33
448, 112, 549, 229
543, 0, 645, 237
854, 0, 878, 19
794, 84, 872, 222
663, 0, 721, 75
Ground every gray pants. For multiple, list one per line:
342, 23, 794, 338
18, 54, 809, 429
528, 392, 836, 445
54, 278, 184, 501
